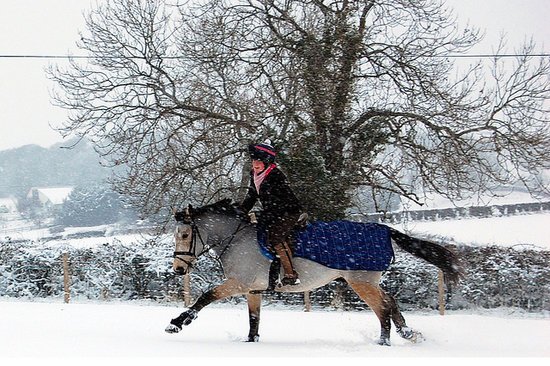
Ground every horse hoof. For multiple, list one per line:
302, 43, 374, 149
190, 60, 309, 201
170, 309, 198, 330
377, 338, 391, 346
398, 327, 424, 343
245, 335, 260, 342
409, 331, 425, 343
165, 324, 181, 334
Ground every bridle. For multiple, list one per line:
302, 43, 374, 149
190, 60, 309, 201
172, 206, 246, 273
173, 208, 208, 270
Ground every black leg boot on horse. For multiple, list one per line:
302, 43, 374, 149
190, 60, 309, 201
273, 240, 300, 286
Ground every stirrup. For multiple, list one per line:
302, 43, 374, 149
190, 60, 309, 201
281, 272, 300, 286
296, 213, 309, 228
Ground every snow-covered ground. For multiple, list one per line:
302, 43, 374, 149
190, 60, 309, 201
0, 300, 548, 361
2, 193, 549, 363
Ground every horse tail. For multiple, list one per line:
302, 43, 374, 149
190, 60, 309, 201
389, 228, 462, 285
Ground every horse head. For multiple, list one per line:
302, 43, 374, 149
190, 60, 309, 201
172, 205, 197, 275
172, 198, 245, 275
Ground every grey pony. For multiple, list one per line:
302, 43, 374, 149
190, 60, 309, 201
165, 199, 460, 346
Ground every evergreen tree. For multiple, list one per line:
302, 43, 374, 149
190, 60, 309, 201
56, 185, 125, 227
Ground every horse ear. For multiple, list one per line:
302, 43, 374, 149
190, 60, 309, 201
171, 206, 177, 215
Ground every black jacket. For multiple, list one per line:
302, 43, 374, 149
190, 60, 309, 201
241, 166, 302, 223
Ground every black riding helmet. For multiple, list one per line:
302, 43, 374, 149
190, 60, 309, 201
248, 142, 276, 165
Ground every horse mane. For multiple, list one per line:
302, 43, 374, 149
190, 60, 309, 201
191, 198, 238, 217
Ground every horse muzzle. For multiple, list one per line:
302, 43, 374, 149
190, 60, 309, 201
172, 252, 195, 275
173, 265, 190, 275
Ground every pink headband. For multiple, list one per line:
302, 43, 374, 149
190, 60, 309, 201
255, 145, 276, 156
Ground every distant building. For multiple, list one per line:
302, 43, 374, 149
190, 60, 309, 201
27, 187, 74, 210
0, 197, 18, 214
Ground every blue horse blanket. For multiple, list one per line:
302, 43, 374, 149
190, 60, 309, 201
257, 220, 394, 271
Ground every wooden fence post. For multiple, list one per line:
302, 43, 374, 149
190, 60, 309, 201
63, 252, 70, 304
304, 291, 311, 312
438, 270, 445, 315
183, 274, 191, 307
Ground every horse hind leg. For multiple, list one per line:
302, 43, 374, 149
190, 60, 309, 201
346, 280, 392, 346
385, 292, 425, 343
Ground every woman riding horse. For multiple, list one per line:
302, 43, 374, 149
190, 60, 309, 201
240, 140, 303, 286
167, 199, 460, 344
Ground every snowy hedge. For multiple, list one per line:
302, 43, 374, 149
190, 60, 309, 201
0, 239, 185, 301
315, 245, 550, 312
1, 239, 548, 311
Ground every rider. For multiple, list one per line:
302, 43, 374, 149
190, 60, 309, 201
240, 140, 303, 286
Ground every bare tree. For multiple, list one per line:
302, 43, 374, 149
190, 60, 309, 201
49, 0, 550, 219
49, 0, 253, 213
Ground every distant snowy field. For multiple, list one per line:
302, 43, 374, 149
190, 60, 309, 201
391, 190, 550, 250
4, 211, 550, 251
0, 300, 548, 360
392, 212, 550, 250
3, 188, 549, 249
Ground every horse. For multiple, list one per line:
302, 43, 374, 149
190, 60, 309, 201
165, 198, 461, 345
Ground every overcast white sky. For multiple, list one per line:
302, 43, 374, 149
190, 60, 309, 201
0, 0, 549, 151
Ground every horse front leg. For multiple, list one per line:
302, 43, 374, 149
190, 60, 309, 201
246, 292, 262, 342
165, 278, 247, 334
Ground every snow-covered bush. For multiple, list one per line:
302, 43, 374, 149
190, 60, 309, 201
305, 244, 550, 312
0, 241, 65, 297
0, 238, 221, 302
455, 246, 550, 311
1, 238, 548, 311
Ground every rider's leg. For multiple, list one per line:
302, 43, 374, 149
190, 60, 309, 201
273, 240, 299, 285
269, 212, 301, 285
